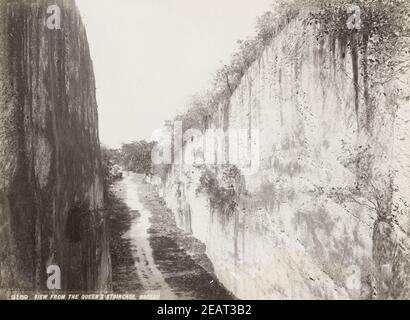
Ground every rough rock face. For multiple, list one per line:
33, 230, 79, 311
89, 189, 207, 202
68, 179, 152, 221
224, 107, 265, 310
0, 0, 111, 295
162, 8, 410, 299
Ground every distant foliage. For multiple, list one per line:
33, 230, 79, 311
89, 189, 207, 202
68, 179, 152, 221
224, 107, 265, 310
196, 165, 244, 216
120, 140, 157, 176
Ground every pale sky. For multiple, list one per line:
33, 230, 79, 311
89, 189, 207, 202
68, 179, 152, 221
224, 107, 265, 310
76, 0, 274, 148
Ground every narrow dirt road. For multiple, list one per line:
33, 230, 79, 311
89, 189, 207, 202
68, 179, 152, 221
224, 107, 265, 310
109, 171, 234, 300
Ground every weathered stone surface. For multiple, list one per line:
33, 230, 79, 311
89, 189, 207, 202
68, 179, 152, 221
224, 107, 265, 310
0, 0, 111, 295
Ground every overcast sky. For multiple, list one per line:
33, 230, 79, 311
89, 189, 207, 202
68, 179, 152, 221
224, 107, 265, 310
76, 0, 273, 148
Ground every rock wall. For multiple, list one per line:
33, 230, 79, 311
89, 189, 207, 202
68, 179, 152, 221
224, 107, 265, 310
161, 8, 410, 299
0, 0, 111, 295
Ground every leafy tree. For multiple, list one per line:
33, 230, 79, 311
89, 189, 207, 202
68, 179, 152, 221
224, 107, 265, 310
120, 140, 157, 176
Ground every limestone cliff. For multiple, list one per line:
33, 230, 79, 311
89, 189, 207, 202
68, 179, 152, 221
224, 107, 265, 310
0, 0, 111, 294
161, 1, 410, 299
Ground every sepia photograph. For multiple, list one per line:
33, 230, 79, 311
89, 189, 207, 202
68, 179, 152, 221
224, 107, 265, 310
0, 0, 409, 307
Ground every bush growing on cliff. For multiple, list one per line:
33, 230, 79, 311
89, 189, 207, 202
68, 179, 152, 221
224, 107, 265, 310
196, 165, 244, 216
172, 1, 301, 132
209, 1, 302, 105
175, 93, 213, 132
66, 202, 90, 243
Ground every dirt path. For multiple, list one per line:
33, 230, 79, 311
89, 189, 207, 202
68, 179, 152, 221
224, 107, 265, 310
109, 171, 234, 300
